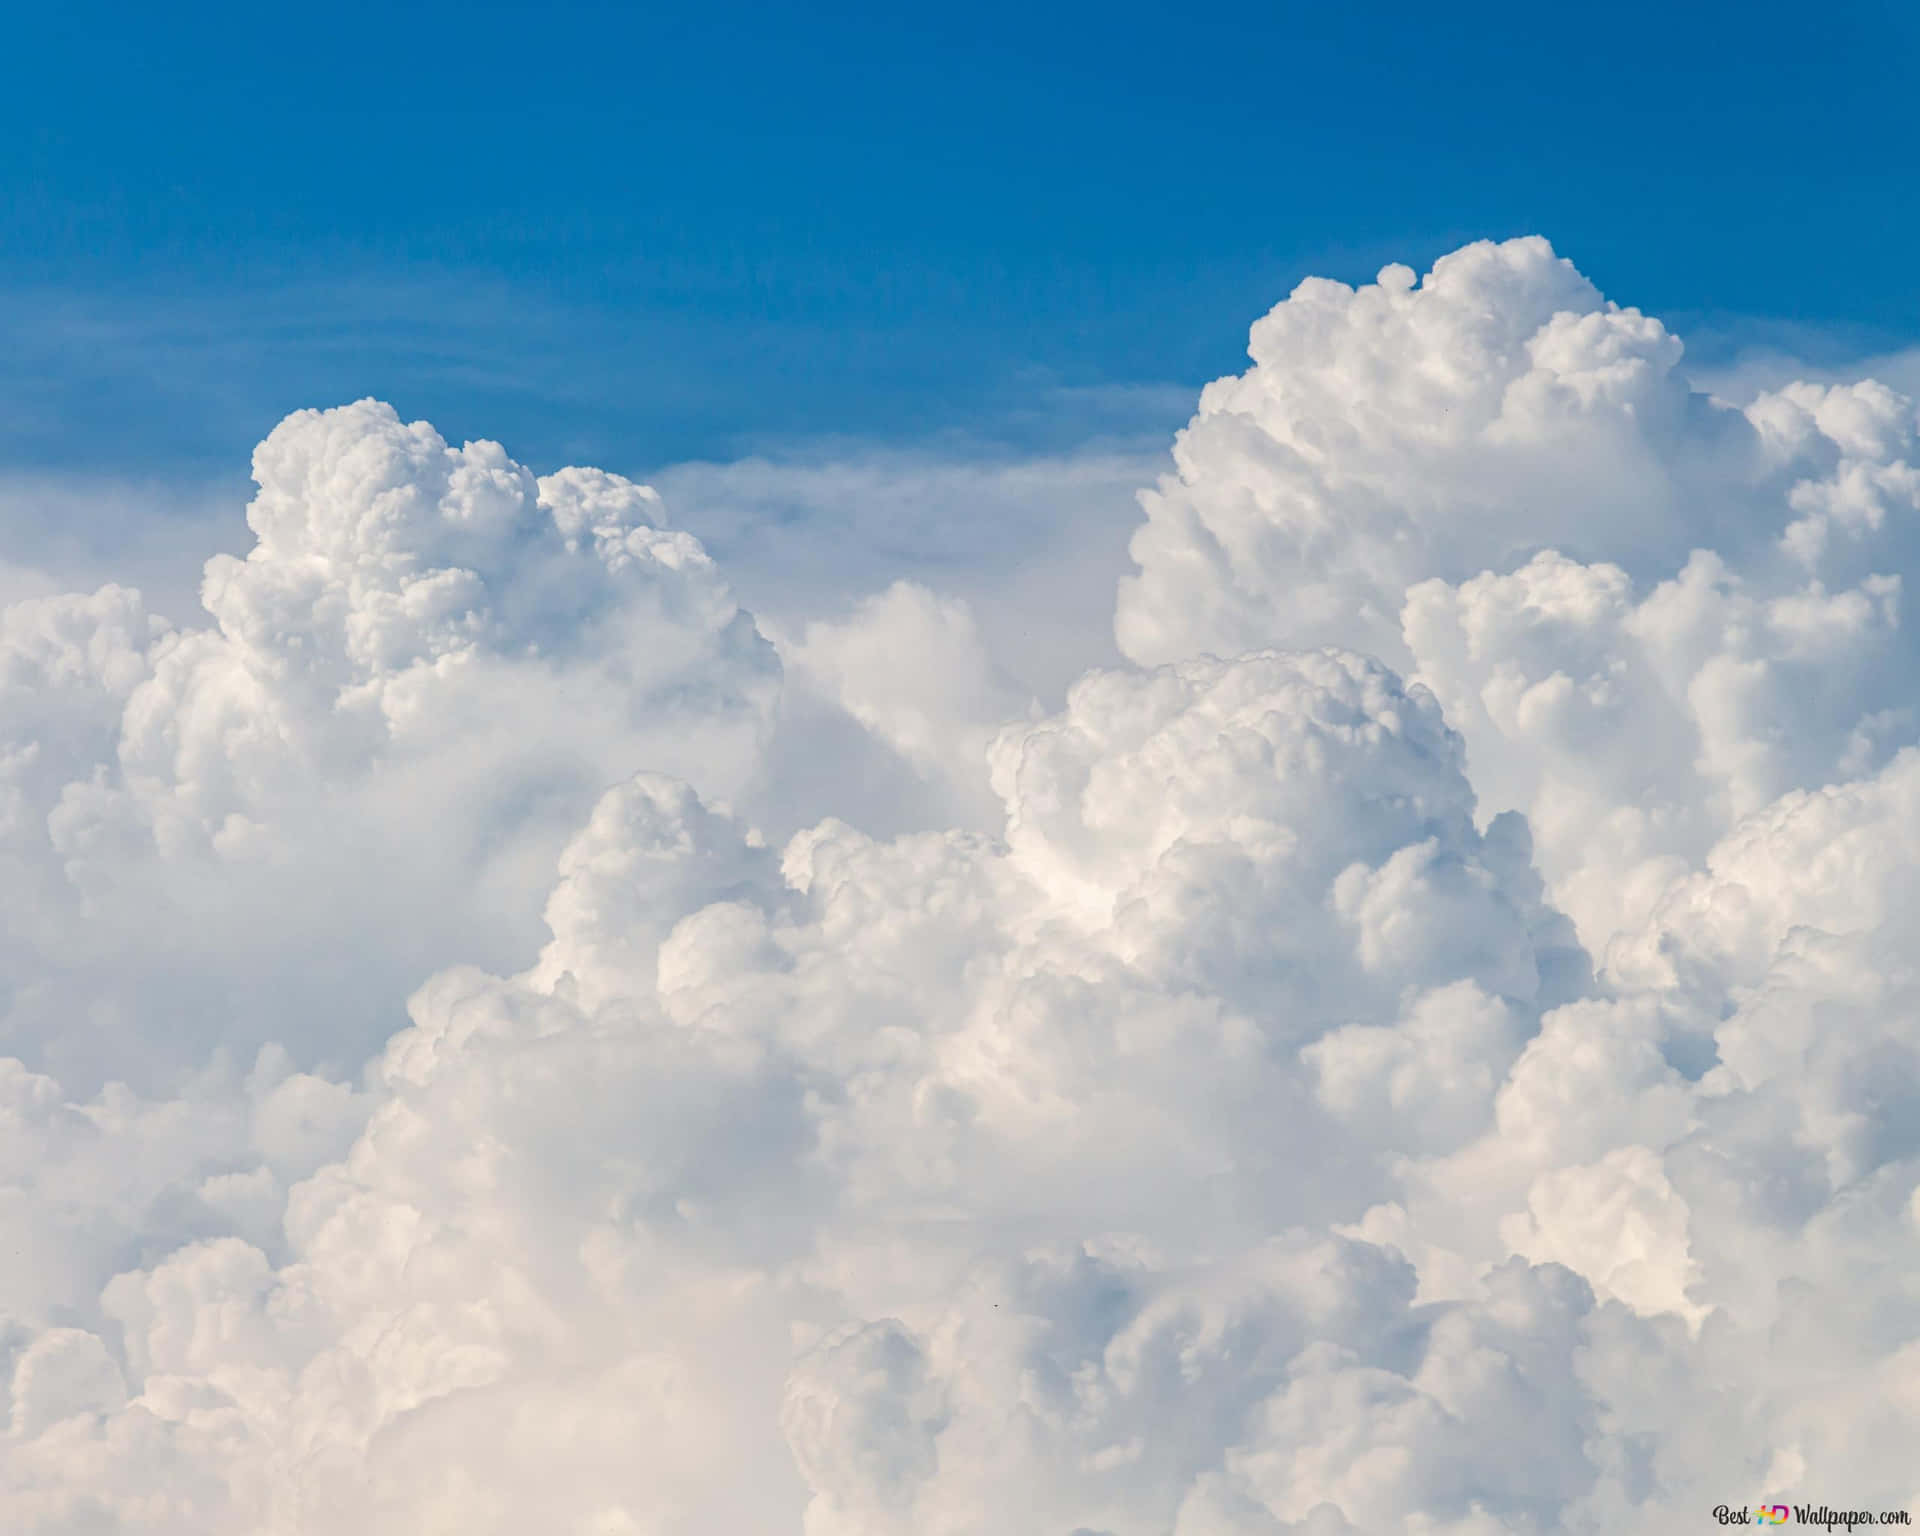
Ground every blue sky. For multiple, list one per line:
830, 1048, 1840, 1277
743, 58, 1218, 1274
4, 0, 1916, 481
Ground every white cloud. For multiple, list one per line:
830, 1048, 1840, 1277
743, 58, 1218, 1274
1120, 236, 1920, 970
782, 581, 1028, 829
0, 399, 781, 1091
5, 241, 1920, 1530
653, 445, 1162, 706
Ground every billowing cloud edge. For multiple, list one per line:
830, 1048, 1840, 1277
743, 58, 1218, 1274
3, 240, 1920, 1532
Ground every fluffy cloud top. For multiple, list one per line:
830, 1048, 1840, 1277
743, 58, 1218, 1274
4, 241, 1920, 1532
1121, 236, 1920, 958
1, 399, 777, 1085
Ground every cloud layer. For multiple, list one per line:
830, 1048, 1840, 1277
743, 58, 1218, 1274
4, 239, 1920, 1531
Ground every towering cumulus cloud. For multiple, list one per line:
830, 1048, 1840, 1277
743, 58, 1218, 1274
4, 240, 1920, 1530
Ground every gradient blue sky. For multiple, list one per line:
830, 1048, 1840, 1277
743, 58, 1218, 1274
4, 0, 1916, 480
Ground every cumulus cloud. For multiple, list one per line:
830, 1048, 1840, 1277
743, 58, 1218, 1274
5, 240, 1920, 1531
1120, 237, 1920, 963
1, 399, 778, 1086
781, 580, 1028, 828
